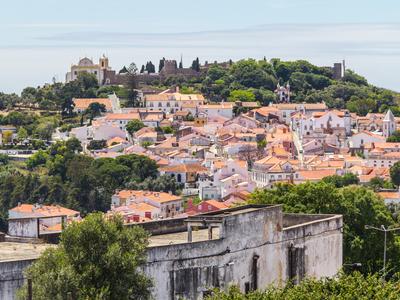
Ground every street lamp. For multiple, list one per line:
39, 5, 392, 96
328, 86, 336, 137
364, 224, 400, 275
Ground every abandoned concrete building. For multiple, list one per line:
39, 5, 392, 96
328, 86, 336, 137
0, 204, 342, 299
141, 204, 343, 300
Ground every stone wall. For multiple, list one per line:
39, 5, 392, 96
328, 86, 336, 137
0, 259, 35, 300
143, 206, 342, 300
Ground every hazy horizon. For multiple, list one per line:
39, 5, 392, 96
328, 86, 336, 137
1, 0, 400, 93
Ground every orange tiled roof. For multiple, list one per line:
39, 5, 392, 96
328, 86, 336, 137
199, 103, 233, 109
107, 136, 126, 146
145, 93, 205, 101
378, 192, 399, 199
73, 98, 112, 110
297, 169, 336, 181
115, 190, 182, 204
10, 204, 79, 218
160, 163, 208, 173
105, 113, 140, 120
203, 200, 229, 210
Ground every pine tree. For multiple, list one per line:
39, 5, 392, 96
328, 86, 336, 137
158, 57, 165, 72
179, 61, 183, 69
147, 61, 155, 73
140, 65, 145, 73
191, 57, 200, 72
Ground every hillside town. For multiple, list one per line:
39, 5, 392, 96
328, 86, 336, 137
1, 54, 400, 299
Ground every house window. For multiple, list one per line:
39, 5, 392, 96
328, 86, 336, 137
158, 102, 162, 107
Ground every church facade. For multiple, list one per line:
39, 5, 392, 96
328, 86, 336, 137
65, 56, 119, 85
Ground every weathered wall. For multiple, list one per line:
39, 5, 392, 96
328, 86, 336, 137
282, 215, 343, 280
8, 219, 38, 238
136, 217, 187, 235
0, 259, 35, 300
143, 206, 342, 300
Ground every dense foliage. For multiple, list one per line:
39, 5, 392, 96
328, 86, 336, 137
0, 139, 159, 231
249, 181, 400, 274
169, 58, 399, 116
18, 213, 151, 300
1, 58, 397, 119
206, 272, 400, 300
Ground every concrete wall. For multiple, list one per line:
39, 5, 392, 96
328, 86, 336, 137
143, 206, 342, 300
8, 219, 38, 238
0, 259, 35, 300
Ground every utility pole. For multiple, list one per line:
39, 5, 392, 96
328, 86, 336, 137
27, 278, 32, 300
365, 224, 400, 275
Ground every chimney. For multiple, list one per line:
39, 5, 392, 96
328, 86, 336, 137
145, 211, 152, 219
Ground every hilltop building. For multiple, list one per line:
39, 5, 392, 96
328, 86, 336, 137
66, 55, 119, 85
383, 109, 396, 138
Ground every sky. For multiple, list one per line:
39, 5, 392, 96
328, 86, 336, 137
1, 0, 400, 93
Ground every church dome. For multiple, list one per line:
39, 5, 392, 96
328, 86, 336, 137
78, 57, 94, 67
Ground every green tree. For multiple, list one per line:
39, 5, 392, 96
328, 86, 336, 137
228, 90, 256, 102
26, 150, 49, 169
34, 122, 55, 141
17, 127, 28, 141
191, 57, 200, 72
387, 130, 400, 142
19, 213, 151, 300
0, 154, 9, 165
87, 140, 107, 150
115, 154, 158, 182
127, 174, 183, 195
343, 69, 368, 86
158, 57, 165, 72
85, 102, 106, 120
206, 272, 400, 300
322, 173, 359, 188
124, 63, 140, 107
126, 119, 145, 136
2, 130, 13, 144
65, 137, 82, 153
145, 61, 156, 73
250, 182, 399, 274
390, 162, 400, 187
368, 177, 395, 191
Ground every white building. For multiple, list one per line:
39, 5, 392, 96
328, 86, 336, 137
145, 92, 205, 113
73, 94, 121, 114
66, 55, 114, 85
198, 103, 234, 119
346, 131, 385, 150
383, 109, 396, 138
